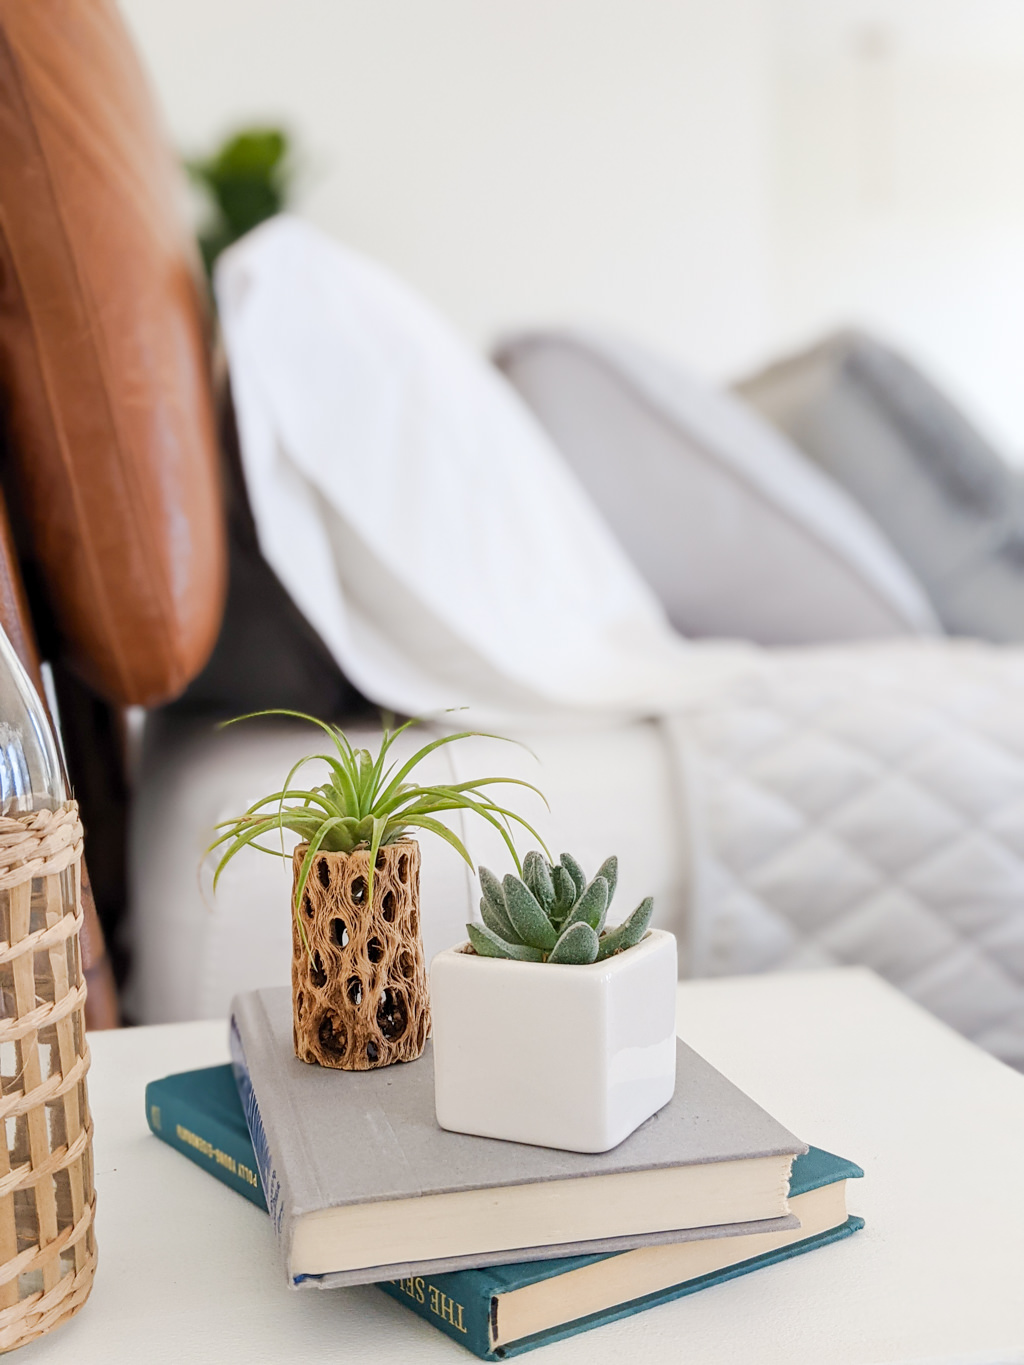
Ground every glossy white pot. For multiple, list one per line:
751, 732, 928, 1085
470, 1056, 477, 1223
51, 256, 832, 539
430, 928, 677, 1153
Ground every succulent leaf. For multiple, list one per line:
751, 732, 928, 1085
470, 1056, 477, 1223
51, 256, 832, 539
594, 855, 618, 907
479, 867, 525, 944
597, 896, 654, 960
479, 865, 506, 915
548, 921, 600, 965
503, 875, 558, 951
479, 896, 522, 945
551, 864, 577, 919
523, 851, 555, 911
563, 875, 609, 932
467, 922, 545, 961
560, 853, 586, 900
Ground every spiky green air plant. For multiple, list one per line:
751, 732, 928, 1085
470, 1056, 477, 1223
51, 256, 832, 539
466, 852, 654, 964
208, 711, 549, 953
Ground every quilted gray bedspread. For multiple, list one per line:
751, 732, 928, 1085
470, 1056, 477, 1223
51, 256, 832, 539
670, 640, 1024, 1069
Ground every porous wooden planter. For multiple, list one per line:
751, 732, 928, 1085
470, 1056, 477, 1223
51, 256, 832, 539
291, 839, 430, 1070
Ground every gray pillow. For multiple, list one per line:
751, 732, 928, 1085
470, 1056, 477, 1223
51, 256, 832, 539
495, 329, 937, 646
736, 330, 1024, 642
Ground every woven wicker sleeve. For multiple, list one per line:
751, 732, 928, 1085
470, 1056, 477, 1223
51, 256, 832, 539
0, 802, 96, 1351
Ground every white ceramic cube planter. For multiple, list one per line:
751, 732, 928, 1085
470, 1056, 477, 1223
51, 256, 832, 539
430, 929, 677, 1153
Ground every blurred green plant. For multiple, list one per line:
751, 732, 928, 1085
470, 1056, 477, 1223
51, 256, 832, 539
187, 127, 292, 275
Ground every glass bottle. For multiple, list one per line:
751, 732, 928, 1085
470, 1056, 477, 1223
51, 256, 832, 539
0, 625, 66, 815
0, 623, 96, 1341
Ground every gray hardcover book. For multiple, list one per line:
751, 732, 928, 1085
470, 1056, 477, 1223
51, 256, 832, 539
230, 986, 806, 1289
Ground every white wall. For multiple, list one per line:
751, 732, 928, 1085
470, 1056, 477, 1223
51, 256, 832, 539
771, 0, 1024, 457
121, 0, 1024, 454
120, 0, 773, 381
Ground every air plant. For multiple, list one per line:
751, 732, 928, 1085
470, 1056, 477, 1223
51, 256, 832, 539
208, 711, 547, 948
467, 851, 654, 964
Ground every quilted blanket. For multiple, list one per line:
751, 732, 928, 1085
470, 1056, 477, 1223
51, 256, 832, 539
669, 641, 1024, 1069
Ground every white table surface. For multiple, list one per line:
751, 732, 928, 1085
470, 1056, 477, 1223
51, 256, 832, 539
19, 968, 1024, 1365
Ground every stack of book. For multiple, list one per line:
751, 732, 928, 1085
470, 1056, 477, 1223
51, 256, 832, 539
146, 986, 863, 1359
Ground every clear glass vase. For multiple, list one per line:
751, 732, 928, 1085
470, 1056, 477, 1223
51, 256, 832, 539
0, 628, 65, 816
0, 625, 96, 1347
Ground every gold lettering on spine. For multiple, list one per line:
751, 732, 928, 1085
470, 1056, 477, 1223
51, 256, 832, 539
421, 1284, 468, 1334
393, 1277, 427, 1305
174, 1124, 251, 1180
177, 1124, 214, 1157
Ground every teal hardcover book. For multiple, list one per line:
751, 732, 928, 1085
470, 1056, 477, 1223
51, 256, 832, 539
145, 1065, 863, 1358
145, 1065, 265, 1208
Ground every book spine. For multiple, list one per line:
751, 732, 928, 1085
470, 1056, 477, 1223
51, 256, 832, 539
378, 1271, 496, 1361
229, 1013, 288, 1242
145, 1077, 267, 1211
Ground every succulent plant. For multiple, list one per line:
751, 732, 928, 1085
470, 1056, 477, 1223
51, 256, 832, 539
466, 851, 653, 964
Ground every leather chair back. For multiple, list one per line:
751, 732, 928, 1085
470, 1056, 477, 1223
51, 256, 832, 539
0, 0, 226, 707
0, 0, 232, 1023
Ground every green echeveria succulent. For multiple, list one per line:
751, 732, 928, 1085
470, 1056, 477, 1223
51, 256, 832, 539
466, 852, 653, 965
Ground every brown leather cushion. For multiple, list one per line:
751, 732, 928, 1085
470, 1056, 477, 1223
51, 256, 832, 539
0, 0, 226, 706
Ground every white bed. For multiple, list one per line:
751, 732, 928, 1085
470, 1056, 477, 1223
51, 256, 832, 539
126, 221, 1024, 1067
127, 638, 1024, 1071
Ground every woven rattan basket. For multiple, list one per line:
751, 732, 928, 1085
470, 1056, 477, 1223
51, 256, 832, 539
0, 802, 95, 1351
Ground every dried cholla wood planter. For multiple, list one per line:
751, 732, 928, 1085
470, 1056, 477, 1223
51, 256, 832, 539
0, 803, 96, 1353
291, 839, 430, 1070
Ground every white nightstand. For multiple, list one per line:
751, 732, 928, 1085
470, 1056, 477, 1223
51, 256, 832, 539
22, 968, 1024, 1364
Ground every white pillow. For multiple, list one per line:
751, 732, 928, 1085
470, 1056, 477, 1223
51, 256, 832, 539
495, 330, 939, 645
214, 218, 698, 720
